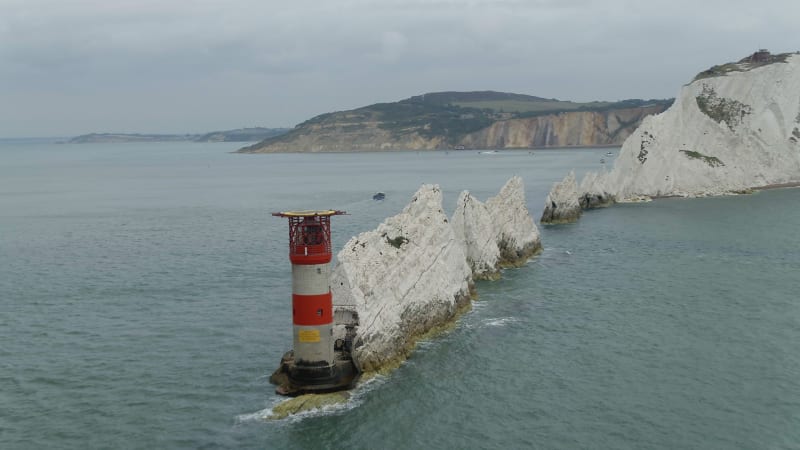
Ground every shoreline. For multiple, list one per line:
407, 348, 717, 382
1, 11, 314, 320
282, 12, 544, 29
753, 181, 800, 191
634, 181, 800, 202
235, 144, 622, 155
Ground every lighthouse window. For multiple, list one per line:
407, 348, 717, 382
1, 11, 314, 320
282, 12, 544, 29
316, 308, 323, 317
305, 225, 322, 245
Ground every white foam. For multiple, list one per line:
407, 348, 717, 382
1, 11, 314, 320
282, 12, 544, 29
235, 375, 389, 423
482, 316, 520, 327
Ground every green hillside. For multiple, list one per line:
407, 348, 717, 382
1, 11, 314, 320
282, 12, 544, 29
261, 91, 673, 146
194, 127, 289, 142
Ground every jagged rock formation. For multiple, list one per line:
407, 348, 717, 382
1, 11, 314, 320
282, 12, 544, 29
238, 92, 671, 153
330, 177, 540, 374
485, 176, 542, 266
582, 50, 800, 201
541, 171, 581, 224
330, 184, 473, 373
451, 191, 501, 280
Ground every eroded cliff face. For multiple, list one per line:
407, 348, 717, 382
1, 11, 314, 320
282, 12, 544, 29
583, 52, 800, 201
241, 122, 445, 153
239, 105, 667, 153
460, 105, 667, 148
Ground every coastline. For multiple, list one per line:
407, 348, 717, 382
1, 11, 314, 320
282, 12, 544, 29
235, 144, 622, 154
753, 181, 800, 191
636, 181, 800, 202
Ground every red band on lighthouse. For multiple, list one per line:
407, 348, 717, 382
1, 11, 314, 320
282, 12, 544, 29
289, 249, 332, 265
292, 293, 333, 326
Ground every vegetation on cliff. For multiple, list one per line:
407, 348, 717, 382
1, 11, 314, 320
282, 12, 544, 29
68, 127, 289, 144
692, 49, 796, 81
194, 127, 289, 142
695, 84, 752, 131
679, 149, 725, 167
68, 133, 198, 143
242, 91, 673, 152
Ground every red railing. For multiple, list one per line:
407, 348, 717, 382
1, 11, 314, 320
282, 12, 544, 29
272, 210, 346, 265
288, 216, 332, 264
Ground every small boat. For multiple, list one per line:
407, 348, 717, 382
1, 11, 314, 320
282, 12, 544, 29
605, 151, 613, 156
372, 192, 385, 201
478, 150, 498, 155
600, 158, 606, 164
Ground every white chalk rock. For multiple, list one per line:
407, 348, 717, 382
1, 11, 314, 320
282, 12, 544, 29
451, 191, 501, 280
485, 176, 542, 265
577, 170, 615, 209
583, 51, 800, 201
541, 170, 581, 224
330, 184, 473, 372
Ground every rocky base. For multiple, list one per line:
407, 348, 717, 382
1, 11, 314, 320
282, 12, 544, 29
267, 391, 351, 420
498, 240, 543, 268
356, 289, 475, 374
578, 191, 616, 209
269, 350, 360, 397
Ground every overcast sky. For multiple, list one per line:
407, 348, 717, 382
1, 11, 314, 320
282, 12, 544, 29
1, 0, 798, 137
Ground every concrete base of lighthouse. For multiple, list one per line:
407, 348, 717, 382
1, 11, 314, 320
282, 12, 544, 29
270, 350, 360, 397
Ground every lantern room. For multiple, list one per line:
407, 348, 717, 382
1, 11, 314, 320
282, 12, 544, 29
271, 210, 346, 265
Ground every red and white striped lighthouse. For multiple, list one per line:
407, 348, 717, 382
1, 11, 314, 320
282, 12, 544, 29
271, 210, 357, 395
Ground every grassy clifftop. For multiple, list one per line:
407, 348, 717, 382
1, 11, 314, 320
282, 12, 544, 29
68, 127, 289, 144
245, 91, 673, 151
693, 49, 797, 81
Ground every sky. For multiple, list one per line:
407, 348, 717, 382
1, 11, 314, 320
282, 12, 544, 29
1, 0, 799, 137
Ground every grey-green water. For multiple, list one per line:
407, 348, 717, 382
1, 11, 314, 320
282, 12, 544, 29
1, 141, 799, 449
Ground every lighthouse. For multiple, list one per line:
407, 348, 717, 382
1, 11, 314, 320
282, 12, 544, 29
270, 210, 358, 396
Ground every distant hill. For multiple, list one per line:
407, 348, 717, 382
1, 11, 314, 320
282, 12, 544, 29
195, 127, 290, 142
239, 91, 673, 153
68, 127, 289, 144
68, 133, 198, 143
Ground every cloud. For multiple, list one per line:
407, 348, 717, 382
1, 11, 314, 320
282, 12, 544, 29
1, 0, 799, 136
375, 31, 408, 63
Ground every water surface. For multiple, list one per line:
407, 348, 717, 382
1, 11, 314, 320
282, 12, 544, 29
1, 142, 798, 449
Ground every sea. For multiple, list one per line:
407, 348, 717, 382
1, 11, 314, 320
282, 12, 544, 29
1, 140, 799, 449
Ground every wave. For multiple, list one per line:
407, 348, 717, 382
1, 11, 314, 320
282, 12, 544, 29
481, 316, 520, 327
235, 374, 389, 423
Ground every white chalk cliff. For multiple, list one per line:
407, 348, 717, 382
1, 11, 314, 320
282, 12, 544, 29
485, 176, 542, 265
451, 191, 501, 280
583, 51, 800, 201
541, 171, 581, 224
331, 177, 540, 373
